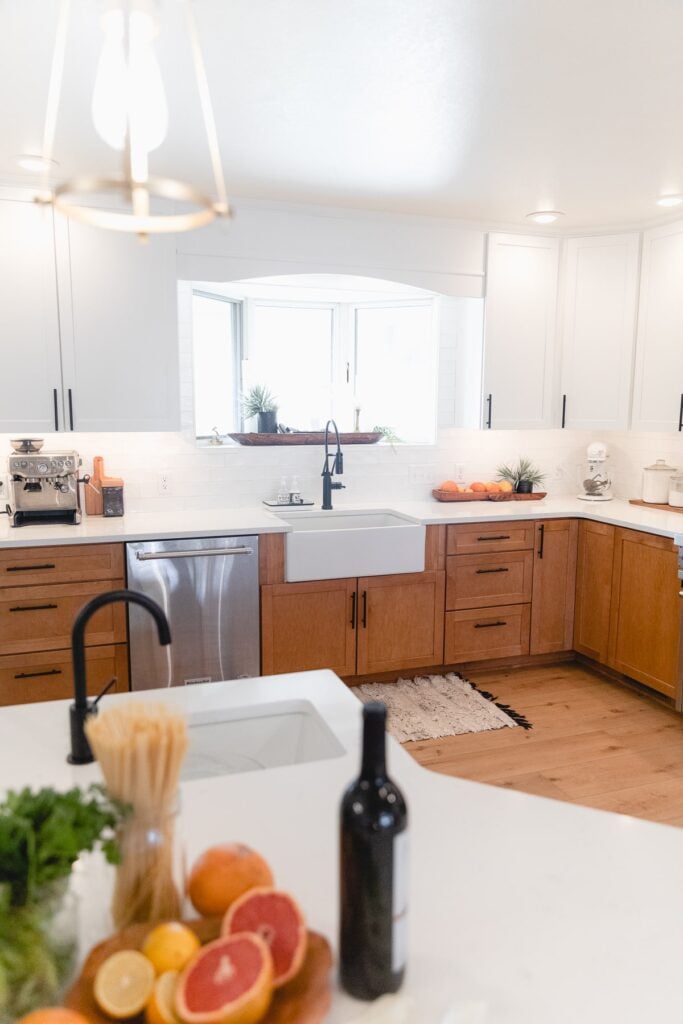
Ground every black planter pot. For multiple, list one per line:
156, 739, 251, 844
516, 479, 533, 494
257, 410, 278, 433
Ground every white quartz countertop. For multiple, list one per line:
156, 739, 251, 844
3, 671, 683, 1022
2, 495, 683, 548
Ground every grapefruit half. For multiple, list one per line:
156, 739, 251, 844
175, 933, 273, 1024
222, 887, 307, 988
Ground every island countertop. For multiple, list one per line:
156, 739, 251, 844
2, 670, 683, 1023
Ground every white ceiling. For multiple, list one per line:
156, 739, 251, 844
2, 0, 683, 229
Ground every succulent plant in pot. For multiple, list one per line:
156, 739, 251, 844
242, 385, 278, 434
497, 457, 545, 494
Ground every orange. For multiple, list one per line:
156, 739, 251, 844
470, 482, 487, 492
142, 922, 201, 975
17, 1014, 90, 1024
498, 480, 514, 493
222, 887, 307, 989
188, 844, 274, 917
93, 950, 156, 1019
146, 971, 183, 1024
439, 480, 459, 492
175, 934, 273, 1024
486, 482, 501, 493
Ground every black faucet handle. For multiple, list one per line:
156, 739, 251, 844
92, 676, 118, 708
331, 481, 345, 491
334, 451, 344, 474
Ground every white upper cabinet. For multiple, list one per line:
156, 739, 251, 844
483, 233, 560, 429
560, 234, 640, 431
632, 221, 683, 432
0, 198, 64, 433
56, 220, 180, 432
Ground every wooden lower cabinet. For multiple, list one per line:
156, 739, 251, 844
530, 519, 578, 654
574, 520, 615, 662
261, 579, 357, 676
607, 528, 681, 698
356, 571, 445, 674
0, 645, 129, 706
446, 550, 533, 610
445, 604, 531, 662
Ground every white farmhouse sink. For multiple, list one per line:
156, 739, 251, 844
274, 508, 426, 582
183, 699, 345, 780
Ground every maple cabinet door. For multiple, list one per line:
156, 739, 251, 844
530, 519, 578, 655
356, 571, 445, 675
261, 579, 357, 676
574, 520, 615, 663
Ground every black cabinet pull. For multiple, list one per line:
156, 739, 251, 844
14, 668, 62, 680
53, 388, 59, 431
474, 620, 507, 629
350, 591, 356, 629
475, 567, 509, 574
477, 535, 511, 542
538, 523, 545, 559
561, 394, 567, 429
68, 388, 74, 430
678, 394, 683, 432
485, 393, 492, 429
6, 563, 56, 573
362, 590, 368, 628
9, 603, 58, 613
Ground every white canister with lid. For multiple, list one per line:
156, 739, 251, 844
668, 474, 683, 508
642, 459, 677, 504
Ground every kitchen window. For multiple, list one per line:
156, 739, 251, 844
191, 287, 438, 443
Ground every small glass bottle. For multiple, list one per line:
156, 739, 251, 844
277, 476, 289, 504
289, 476, 301, 503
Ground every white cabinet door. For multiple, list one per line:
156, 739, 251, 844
483, 233, 559, 429
58, 221, 180, 431
0, 198, 63, 433
560, 234, 640, 431
632, 221, 683, 432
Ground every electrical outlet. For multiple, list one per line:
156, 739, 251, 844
454, 463, 465, 481
158, 473, 172, 495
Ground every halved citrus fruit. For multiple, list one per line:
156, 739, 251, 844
222, 887, 307, 988
93, 949, 156, 1019
142, 921, 201, 975
175, 933, 273, 1024
187, 843, 274, 917
17, 1013, 91, 1024
145, 970, 182, 1024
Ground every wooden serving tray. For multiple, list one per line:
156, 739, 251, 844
629, 498, 683, 514
64, 917, 333, 1024
229, 432, 382, 446
432, 489, 547, 503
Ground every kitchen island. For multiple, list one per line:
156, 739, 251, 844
2, 670, 683, 1022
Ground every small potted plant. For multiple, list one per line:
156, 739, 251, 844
242, 385, 278, 434
497, 457, 545, 494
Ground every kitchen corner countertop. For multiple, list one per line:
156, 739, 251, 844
3, 670, 683, 1022
1, 495, 683, 549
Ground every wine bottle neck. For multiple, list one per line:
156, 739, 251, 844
360, 703, 388, 781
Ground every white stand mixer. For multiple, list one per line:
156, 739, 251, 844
577, 441, 613, 501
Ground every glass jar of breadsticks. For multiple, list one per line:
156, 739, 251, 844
86, 702, 189, 930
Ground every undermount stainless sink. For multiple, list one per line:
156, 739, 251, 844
182, 699, 345, 780
274, 508, 426, 582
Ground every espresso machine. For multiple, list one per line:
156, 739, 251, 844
8, 439, 84, 526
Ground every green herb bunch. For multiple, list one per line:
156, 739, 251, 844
242, 384, 278, 418
497, 457, 545, 489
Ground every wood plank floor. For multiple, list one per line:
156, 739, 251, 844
403, 661, 683, 828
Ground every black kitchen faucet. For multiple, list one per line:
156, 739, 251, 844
321, 419, 345, 510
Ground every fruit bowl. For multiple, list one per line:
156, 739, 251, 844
64, 917, 332, 1024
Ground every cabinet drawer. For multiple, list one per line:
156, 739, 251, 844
0, 645, 129, 706
445, 604, 531, 663
0, 543, 124, 587
446, 550, 533, 610
0, 580, 127, 656
446, 521, 535, 555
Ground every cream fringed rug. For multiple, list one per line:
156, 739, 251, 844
355, 672, 532, 742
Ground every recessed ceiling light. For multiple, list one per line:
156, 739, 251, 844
656, 194, 683, 208
13, 153, 60, 174
525, 210, 565, 225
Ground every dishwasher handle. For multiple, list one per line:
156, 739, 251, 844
135, 546, 254, 561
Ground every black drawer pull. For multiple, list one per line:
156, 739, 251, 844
9, 603, 58, 613
474, 620, 507, 629
475, 567, 509, 575
6, 564, 56, 573
476, 535, 511, 542
14, 668, 62, 680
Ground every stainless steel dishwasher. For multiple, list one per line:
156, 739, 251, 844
126, 536, 260, 689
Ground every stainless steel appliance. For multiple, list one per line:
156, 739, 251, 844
126, 536, 260, 689
9, 447, 83, 526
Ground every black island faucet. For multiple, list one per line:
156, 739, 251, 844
321, 419, 345, 510
69, 589, 172, 765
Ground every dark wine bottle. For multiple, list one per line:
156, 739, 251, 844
339, 701, 408, 1000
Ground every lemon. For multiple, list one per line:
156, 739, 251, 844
142, 922, 200, 975
145, 971, 182, 1024
93, 950, 155, 1019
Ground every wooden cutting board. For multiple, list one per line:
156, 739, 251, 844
64, 917, 333, 1024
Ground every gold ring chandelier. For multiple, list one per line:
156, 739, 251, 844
37, 0, 229, 240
